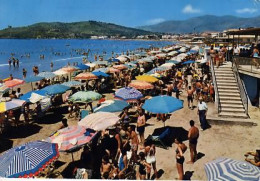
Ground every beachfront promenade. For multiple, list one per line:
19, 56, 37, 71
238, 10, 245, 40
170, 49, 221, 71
0, 44, 259, 180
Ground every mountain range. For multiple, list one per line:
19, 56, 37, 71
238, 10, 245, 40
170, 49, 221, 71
0, 21, 152, 39
138, 15, 260, 33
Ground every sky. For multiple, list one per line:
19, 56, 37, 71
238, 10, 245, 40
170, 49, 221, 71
0, 0, 260, 30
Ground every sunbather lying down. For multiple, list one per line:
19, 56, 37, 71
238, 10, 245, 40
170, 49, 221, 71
244, 150, 260, 167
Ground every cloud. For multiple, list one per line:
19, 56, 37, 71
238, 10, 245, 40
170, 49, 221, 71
182, 4, 201, 14
236, 8, 258, 14
146, 18, 165, 25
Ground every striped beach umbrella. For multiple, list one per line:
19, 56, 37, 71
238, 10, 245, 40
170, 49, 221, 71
61, 81, 83, 87
113, 64, 128, 70
53, 69, 69, 76
78, 112, 119, 131
129, 80, 154, 90
136, 75, 158, 83
147, 67, 167, 74
74, 72, 98, 80
45, 125, 96, 152
0, 99, 25, 113
42, 84, 70, 95
115, 87, 143, 102
93, 68, 108, 73
69, 91, 102, 103
94, 100, 129, 113
92, 71, 109, 77
205, 157, 260, 181
108, 67, 120, 73
0, 84, 10, 94
0, 141, 59, 178
4, 79, 25, 88
62, 66, 78, 73
38, 72, 56, 79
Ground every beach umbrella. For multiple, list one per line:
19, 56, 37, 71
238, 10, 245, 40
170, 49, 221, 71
92, 71, 109, 77
45, 125, 96, 152
156, 53, 167, 59
168, 60, 181, 64
0, 140, 59, 178
85, 63, 96, 68
75, 64, 90, 70
74, 72, 98, 80
94, 100, 129, 113
61, 81, 83, 87
205, 157, 260, 181
62, 66, 78, 73
78, 112, 119, 131
113, 64, 128, 70
0, 99, 25, 113
19, 90, 47, 103
108, 58, 120, 63
0, 84, 10, 94
147, 67, 167, 74
108, 67, 120, 73
53, 69, 69, 76
25, 76, 44, 83
142, 95, 183, 114
115, 87, 143, 102
38, 72, 56, 79
149, 73, 163, 78
42, 84, 70, 95
93, 61, 108, 65
4, 79, 24, 88
93, 68, 108, 73
136, 75, 158, 83
126, 63, 137, 68
182, 60, 195, 65
160, 63, 175, 69
69, 91, 102, 103
129, 80, 154, 90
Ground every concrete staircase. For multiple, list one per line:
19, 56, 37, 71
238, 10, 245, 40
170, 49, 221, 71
214, 63, 248, 119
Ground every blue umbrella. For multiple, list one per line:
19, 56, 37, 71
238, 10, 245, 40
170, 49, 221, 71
93, 68, 108, 73
108, 58, 120, 63
25, 76, 44, 83
38, 72, 56, 79
142, 95, 183, 114
76, 64, 90, 70
182, 60, 195, 65
42, 84, 70, 95
94, 100, 129, 112
115, 87, 143, 102
205, 157, 260, 181
20, 90, 47, 102
168, 60, 181, 64
92, 71, 109, 77
0, 141, 59, 178
62, 81, 83, 87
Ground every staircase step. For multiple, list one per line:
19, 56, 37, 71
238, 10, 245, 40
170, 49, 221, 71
221, 108, 245, 113
217, 82, 237, 86
220, 100, 243, 104
215, 70, 233, 74
220, 103, 244, 108
215, 73, 234, 76
218, 86, 238, 90
218, 89, 240, 93
219, 92, 240, 96
217, 79, 236, 83
219, 112, 248, 119
219, 96, 241, 101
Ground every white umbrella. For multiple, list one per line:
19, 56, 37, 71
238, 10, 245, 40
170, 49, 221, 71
53, 69, 68, 76
29, 92, 46, 103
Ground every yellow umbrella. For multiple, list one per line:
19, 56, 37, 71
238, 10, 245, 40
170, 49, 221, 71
135, 75, 158, 83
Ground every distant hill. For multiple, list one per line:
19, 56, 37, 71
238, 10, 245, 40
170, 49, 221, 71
0, 21, 153, 39
138, 15, 260, 33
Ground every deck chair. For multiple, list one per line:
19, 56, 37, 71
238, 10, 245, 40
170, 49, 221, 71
80, 110, 89, 119
145, 128, 171, 149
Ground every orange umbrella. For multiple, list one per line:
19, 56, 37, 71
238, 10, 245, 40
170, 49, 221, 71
108, 67, 120, 73
113, 64, 128, 70
74, 73, 98, 80
62, 66, 78, 73
4, 79, 25, 88
129, 80, 154, 90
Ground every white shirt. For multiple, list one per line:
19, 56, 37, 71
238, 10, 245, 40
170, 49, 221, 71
198, 102, 208, 111
234, 47, 240, 54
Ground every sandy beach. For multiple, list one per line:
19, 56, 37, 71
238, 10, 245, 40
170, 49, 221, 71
1, 82, 259, 180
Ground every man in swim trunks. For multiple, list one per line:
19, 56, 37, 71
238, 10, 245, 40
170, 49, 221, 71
187, 120, 199, 164
187, 86, 194, 109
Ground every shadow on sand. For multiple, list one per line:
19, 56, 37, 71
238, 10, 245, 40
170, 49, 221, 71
184, 171, 194, 180
0, 138, 13, 153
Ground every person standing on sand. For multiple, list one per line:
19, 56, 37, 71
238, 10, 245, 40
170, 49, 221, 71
187, 120, 199, 164
197, 97, 208, 131
174, 138, 187, 180
187, 86, 194, 109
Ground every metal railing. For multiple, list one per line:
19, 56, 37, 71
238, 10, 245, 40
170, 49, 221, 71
209, 55, 221, 113
232, 57, 249, 116
233, 56, 260, 73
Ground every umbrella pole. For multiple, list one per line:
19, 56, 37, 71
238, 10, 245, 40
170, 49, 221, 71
71, 152, 74, 162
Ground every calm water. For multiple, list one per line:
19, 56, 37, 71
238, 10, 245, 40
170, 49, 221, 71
0, 39, 173, 79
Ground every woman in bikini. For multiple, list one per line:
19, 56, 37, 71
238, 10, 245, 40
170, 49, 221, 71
174, 137, 187, 180
145, 144, 158, 179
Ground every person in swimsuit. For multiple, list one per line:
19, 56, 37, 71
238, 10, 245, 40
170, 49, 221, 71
137, 110, 146, 145
175, 137, 187, 180
120, 108, 130, 124
187, 86, 194, 109
195, 80, 202, 101
187, 120, 199, 164
127, 125, 139, 162
100, 155, 112, 179
118, 148, 128, 179
137, 152, 151, 180
145, 144, 158, 179
244, 150, 260, 167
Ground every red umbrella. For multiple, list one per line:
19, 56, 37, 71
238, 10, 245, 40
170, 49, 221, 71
4, 79, 25, 88
74, 72, 98, 80
129, 80, 154, 90
113, 64, 128, 70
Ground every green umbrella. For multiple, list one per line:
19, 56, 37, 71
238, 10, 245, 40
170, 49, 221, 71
69, 91, 102, 103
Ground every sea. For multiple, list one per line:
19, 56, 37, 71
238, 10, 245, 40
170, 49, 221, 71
0, 39, 173, 79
